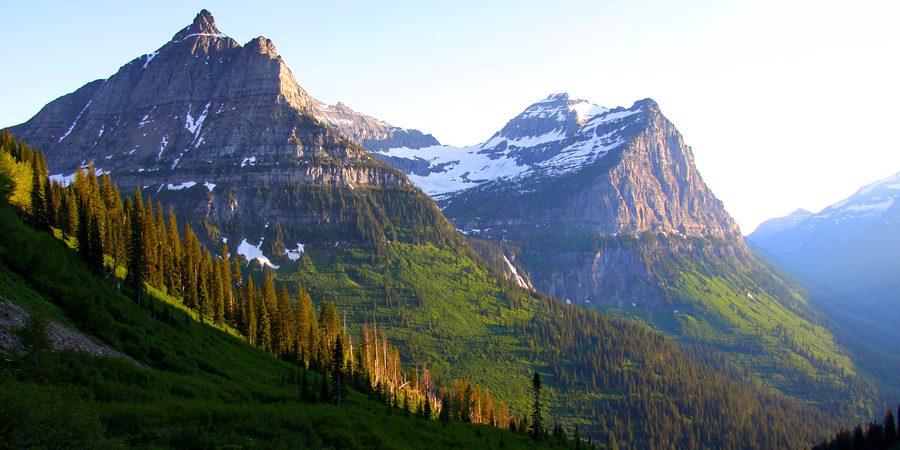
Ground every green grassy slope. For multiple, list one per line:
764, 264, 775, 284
499, 229, 877, 416
285, 235, 842, 449
0, 205, 563, 449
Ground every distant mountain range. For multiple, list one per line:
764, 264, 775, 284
749, 171, 900, 310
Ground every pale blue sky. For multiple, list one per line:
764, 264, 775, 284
1, 0, 898, 232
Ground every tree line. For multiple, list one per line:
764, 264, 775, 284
0, 130, 518, 430
812, 406, 899, 450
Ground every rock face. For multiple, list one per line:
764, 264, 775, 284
339, 93, 747, 307
6, 10, 448, 259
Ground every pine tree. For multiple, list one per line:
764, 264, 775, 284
886, 408, 898, 448
300, 367, 311, 402
257, 271, 275, 351
244, 278, 257, 345
531, 371, 543, 441
332, 334, 345, 405
220, 244, 233, 323
212, 257, 225, 326
439, 392, 451, 425
76, 198, 91, 263
29, 152, 49, 230
165, 207, 182, 297
125, 190, 147, 299
87, 210, 104, 271
275, 284, 293, 356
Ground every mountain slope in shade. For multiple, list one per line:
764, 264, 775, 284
749, 171, 900, 396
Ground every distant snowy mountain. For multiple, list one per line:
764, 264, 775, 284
749, 171, 900, 308
751, 171, 900, 238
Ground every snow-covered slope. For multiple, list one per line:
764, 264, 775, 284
752, 171, 900, 238
370, 93, 644, 198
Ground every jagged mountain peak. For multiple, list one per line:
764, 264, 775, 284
172, 9, 223, 42
490, 93, 605, 142
246, 36, 279, 58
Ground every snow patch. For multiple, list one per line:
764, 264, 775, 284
241, 156, 257, 168
58, 100, 92, 143
142, 51, 159, 70
174, 32, 227, 43
49, 173, 76, 187
286, 243, 306, 261
139, 107, 156, 127
203, 182, 216, 192
157, 136, 168, 161
185, 102, 211, 139
844, 198, 894, 213
569, 100, 608, 123
166, 181, 197, 191
237, 239, 279, 269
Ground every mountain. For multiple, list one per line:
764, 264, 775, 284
749, 171, 900, 307
2, 9, 877, 447
749, 171, 900, 397
340, 93, 875, 409
8, 10, 451, 261
749, 208, 813, 241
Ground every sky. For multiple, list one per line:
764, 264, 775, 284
1, 0, 898, 233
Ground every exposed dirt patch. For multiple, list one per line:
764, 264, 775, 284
0, 297, 145, 368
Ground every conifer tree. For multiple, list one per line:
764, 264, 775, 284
244, 278, 257, 345
212, 257, 225, 326
220, 244, 233, 323
275, 284, 293, 356
182, 224, 201, 309
197, 250, 212, 321
87, 210, 104, 271
76, 198, 91, 263
125, 190, 147, 298
257, 271, 275, 351
29, 152, 49, 230
300, 367, 311, 402
62, 189, 78, 237
332, 334, 345, 405
531, 371, 543, 440
165, 207, 182, 296
887, 408, 898, 448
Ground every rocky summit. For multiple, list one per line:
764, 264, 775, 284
7, 10, 450, 261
